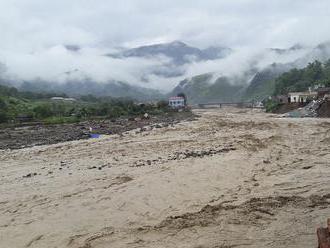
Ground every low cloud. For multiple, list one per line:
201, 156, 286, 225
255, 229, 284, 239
0, 0, 329, 92
0, 43, 314, 92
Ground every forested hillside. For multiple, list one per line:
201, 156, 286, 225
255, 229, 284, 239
170, 73, 246, 103
274, 60, 330, 95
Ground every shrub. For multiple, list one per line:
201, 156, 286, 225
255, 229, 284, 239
0, 111, 8, 123
43, 116, 80, 125
264, 99, 279, 113
33, 104, 54, 118
156, 100, 168, 109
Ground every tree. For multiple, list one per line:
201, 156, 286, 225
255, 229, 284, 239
33, 104, 53, 118
303, 60, 323, 82
0, 111, 7, 123
274, 60, 330, 95
0, 97, 8, 122
0, 97, 6, 109
323, 59, 330, 85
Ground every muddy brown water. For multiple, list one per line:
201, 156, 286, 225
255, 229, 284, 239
1, 108, 330, 248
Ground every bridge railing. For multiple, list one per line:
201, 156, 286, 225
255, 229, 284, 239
196, 102, 254, 108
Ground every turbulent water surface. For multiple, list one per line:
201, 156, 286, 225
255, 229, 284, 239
1, 108, 330, 248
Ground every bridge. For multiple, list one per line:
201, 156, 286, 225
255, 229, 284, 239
196, 101, 255, 109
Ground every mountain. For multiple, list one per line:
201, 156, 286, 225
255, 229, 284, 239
273, 60, 330, 95
171, 67, 281, 104
170, 73, 246, 104
108, 41, 232, 65
4, 41, 330, 104
170, 41, 330, 103
270, 44, 304, 55
244, 41, 330, 100
64, 45, 81, 52
294, 41, 330, 67
242, 63, 294, 101
19, 80, 163, 101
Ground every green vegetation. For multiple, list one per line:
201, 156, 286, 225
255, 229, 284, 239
242, 65, 285, 101
0, 85, 170, 124
274, 60, 330, 95
243, 79, 276, 101
264, 99, 280, 113
43, 116, 80, 125
261, 60, 330, 112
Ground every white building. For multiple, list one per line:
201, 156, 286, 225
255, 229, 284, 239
63, 98, 77, 102
168, 96, 185, 108
288, 92, 317, 103
51, 97, 77, 102
51, 97, 64, 101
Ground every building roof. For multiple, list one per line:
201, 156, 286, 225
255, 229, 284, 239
63, 98, 77, 101
288, 91, 317, 96
169, 96, 185, 100
51, 97, 76, 101
317, 87, 330, 92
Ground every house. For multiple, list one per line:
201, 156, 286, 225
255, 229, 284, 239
168, 96, 185, 108
288, 91, 317, 103
51, 97, 76, 102
63, 98, 77, 102
51, 97, 64, 101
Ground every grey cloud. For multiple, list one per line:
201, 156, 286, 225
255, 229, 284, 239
0, 0, 330, 91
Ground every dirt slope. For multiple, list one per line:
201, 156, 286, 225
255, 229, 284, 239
318, 100, 330, 117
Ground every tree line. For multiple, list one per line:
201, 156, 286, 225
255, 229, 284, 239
274, 60, 330, 95
0, 85, 169, 124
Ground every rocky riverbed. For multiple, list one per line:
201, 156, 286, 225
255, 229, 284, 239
1, 108, 330, 248
0, 111, 196, 150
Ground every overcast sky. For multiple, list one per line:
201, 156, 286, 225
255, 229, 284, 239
1, 0, 330, 90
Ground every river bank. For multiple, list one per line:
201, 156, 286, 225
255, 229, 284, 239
0, 111, 196, 150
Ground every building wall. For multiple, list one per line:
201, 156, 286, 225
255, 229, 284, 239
169, 99, 185, 108
290, 95, 299, 103
289, 94, 316, 103
276, 95, 289, 103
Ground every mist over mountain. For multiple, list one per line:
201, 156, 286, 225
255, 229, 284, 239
106, 41, 231, 79
242, 63, 293, 101
243, 41, 330, 100
171, 73, 246, 103
1, 39, 330, 103
2, 0, 330, 102
270, 44, 305, 55
294, 41, 330, 67
169, 41, 330, 103
108, 41, 231, 65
